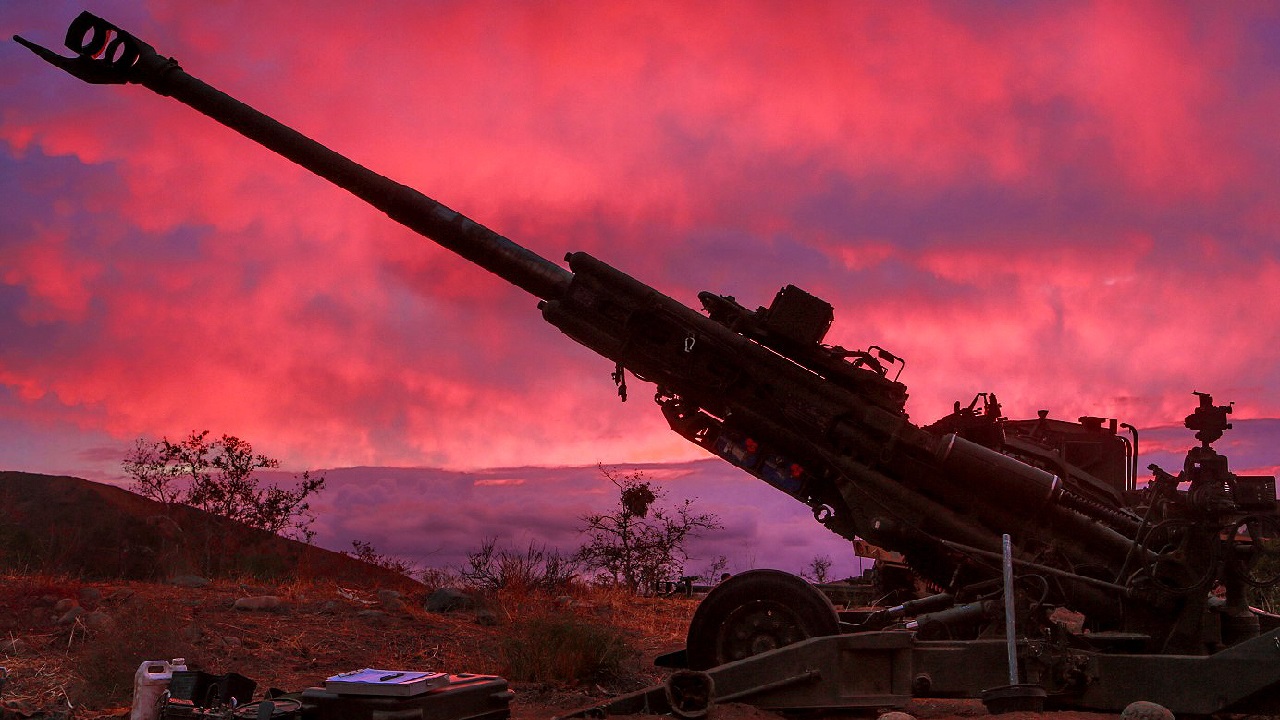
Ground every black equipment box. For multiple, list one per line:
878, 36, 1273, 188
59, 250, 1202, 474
170, 671, 257, 707
301, 673, 511, 720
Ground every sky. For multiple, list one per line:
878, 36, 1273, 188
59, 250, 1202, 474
3, 2, 1280, 578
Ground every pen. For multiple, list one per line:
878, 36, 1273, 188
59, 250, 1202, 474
379, 673, 405, 682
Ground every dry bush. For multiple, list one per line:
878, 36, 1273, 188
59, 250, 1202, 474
345, 540, 419, 578
461, 538, 579, 592
71, 604, 198, 708
498, 609, 631, 685
418, 566, 462, 592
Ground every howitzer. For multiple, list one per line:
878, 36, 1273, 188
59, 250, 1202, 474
18, 14, 1280, 716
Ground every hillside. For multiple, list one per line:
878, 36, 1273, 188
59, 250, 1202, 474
0, 472, 417, 587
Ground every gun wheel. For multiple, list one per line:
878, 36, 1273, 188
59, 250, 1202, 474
685, 569, 840, 670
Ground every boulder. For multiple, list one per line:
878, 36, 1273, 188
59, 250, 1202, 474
56, 605, 84, 626
233, 596, 284, 611
171, 575, 210, 588
82, 611, 114, 632
1122, 701, 1174, 720
78, 587, 102, 607
425, 587, 475, 612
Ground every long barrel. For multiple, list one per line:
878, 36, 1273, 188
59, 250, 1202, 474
14, 12, 571, 301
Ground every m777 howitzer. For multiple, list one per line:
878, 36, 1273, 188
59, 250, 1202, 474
18, 13, 1280, 716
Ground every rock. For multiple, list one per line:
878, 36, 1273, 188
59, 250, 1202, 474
1122, 701, 1174, 720
425, 587, 475, 612
356, 609, 389, 625
234, 596, 284, 611
171, 575, 210, 588
53, 598, 78, 614
107, 587, 136, 603
877, 712, 916, 720
56, 605, 85, 625
474, 609, 499, 626
376, 588, 402, 603
2, 699, 36, 718
83, 611, 114, 632
78, 587, 102, 607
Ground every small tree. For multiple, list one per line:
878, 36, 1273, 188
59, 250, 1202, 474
575, 465, 721, 594
124, 430, 325, 542
803, 554, 833, 584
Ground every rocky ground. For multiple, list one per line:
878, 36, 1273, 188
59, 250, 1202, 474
0, 574, 1133, 720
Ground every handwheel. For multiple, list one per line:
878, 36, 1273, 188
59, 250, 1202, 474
1229, 515, 1280, 588
685, 569, 840, 670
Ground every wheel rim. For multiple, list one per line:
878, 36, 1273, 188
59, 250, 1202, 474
716, 599, 811, 661
685, 569, 840, 669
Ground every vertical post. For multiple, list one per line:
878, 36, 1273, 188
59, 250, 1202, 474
1002, 534, 1018, 685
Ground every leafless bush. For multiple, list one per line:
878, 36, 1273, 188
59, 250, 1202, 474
461, 538, 579, 591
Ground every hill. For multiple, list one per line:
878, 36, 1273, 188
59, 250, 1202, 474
0, 471, 416, 587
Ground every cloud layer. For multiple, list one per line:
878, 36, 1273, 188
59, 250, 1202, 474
4, 2, 1280, 571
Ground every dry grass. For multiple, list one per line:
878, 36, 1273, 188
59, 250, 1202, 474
0, 572, 697, 717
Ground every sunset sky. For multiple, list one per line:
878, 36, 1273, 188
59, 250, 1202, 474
3, 2, 1280, 577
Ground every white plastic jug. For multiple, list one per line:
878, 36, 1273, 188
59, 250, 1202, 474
130, 658, 186, 720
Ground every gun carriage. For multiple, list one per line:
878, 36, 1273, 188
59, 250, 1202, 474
17, 13, 1280, 715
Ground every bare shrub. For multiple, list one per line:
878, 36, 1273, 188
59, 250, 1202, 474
418, 566, 462, 591
802, 554, 833, 583
461, 538, 579, 592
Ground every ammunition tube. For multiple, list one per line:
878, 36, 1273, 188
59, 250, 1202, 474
936, 433, 1062, 512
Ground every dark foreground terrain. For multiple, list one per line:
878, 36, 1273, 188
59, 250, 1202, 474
0, 574, 1127, 720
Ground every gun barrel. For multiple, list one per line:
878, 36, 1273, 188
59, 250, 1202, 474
15, 12, 571, 301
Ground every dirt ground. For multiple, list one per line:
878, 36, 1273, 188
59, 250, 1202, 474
0, 575, 678, 718
0, 575, 1122, 720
